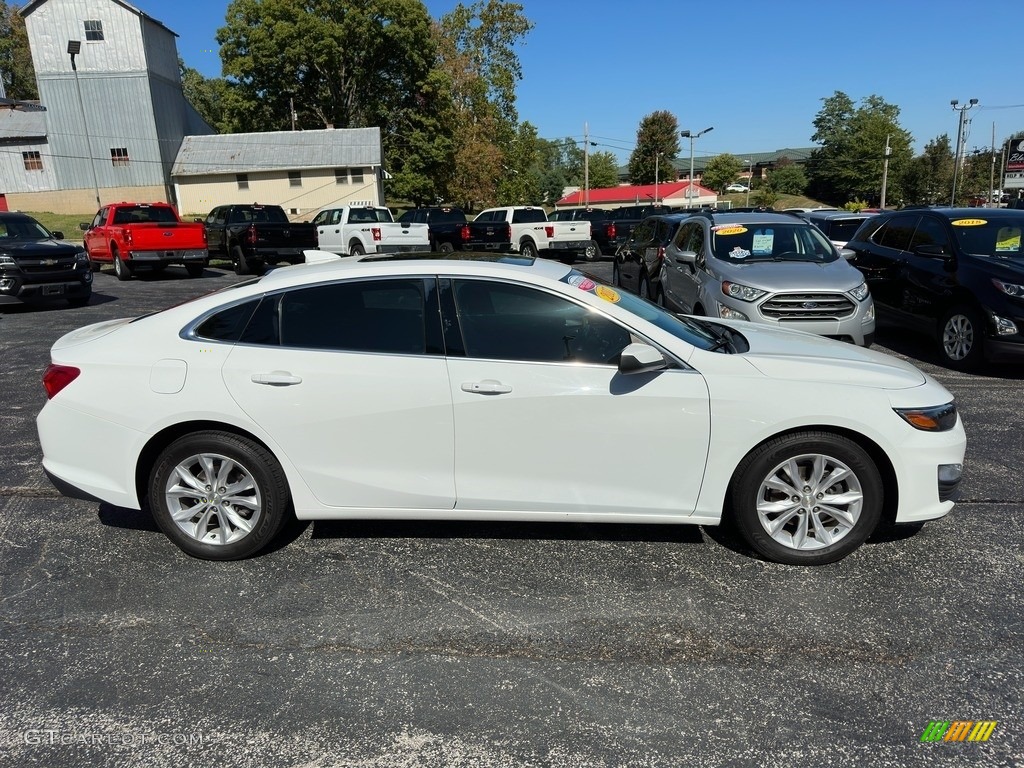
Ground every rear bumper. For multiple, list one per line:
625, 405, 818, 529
128, 249, 208, 264
376, 244, 431, 254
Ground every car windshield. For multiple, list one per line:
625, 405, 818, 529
0, 217, 53, 240
711, 222, 837, 263
561, 270, 731, 352
951, 215, 1024, 260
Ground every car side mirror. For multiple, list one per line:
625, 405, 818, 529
618, 343, 667, 375
49, 231, 64, 240
914, 243, 950, 259
194, 217, 204, 223
838, 247, 855, 261
79, 222, 90, 231
674, 250, 697, 264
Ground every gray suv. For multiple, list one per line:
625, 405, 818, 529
639, 211, 875, 346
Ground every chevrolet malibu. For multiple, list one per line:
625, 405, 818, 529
37, 253, 966, 565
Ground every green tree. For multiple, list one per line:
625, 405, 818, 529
628, 111, 680, 184
587, 151, 619, 190
0, 1, 37, 100
180, 61, 237, 133
899, 135, 953, 206
806, 91, 913, 206
766, 160, 807, 195
701, 153, 744, 193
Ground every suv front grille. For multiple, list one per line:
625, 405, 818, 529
759, 292, 855, 320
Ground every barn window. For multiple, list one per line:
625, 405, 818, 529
22, 151, 43, 171
84, 20, 104, 41
110, 147, 130, 167
236, 174, 249, 190
288, 171, 302, 187
350, 168, 364, 184
334, 168, 348, 185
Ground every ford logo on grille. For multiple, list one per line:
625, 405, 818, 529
803, 301, 819, 309
163, 231, 173, 237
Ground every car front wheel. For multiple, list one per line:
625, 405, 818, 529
939, 304, 985, 371
149, 431, 291, 560
728, 432, 882, 565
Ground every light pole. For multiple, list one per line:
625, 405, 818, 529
654, 151, 663, 203
681, 126, 713, 208
68, 40, 101, 209
745, 158, 753, 206
950, 98, 978, 207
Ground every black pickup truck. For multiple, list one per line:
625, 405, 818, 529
606, 204, 675, 252
397, 206, 511, 252
548, 207, 615, 260
202, 203, 318, 274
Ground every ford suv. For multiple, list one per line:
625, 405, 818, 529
844, 206, 1024, 369
625, 210, 875, 346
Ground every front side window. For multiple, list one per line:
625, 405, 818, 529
874, 215, 919, 252
452, 279, 634, 365
277, 278, 437, 355
910, 217, 951, 251
110, 147, 129, 167
22, 151, 43, 171
84, 20, 104, 41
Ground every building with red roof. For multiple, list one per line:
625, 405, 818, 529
555, 181, 717, 210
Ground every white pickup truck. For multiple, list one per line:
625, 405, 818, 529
312, 206, 431, 256
473, 206, 592, 262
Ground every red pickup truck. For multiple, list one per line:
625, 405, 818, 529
81, 202, 209, 281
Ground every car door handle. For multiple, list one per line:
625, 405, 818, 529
461, 380, 513, 395
251, 371, 303, 386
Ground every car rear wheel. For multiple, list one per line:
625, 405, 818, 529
112, 247, 132, 281
184, 262, 204, 278
350, 242, 365, 257
939, 304, 985, 371
149, 431, 291, 560
639, 273, 651, 300
583, 240, 600, 261
232, 245, 250, 275
728, 431, 882, 565
520, 240, 538, 259
438, 242, 455, 254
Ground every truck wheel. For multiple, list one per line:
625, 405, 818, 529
185, 262, 205, 278
438, 242, 455, 254
232, 246, 250, 275
583, 240, 601, 261
350, 242, 365, 257
520, 240, 538, 259
112, 247, 132, 281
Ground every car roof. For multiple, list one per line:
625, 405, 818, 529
802, 210, 876, 220
0, 211, 36, 221
694, 211, 810, 225
890, 206, 1024, 220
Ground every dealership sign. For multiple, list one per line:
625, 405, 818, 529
1006, 139, 1024, 189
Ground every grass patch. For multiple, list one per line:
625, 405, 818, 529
22, 211, 91, 241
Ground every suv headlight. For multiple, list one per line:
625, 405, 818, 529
992, 278, 1024, 298
74, 248, 89, 263
894, 403, 958, 432
721, 281, 766, 302
849, 282, 870, 301
0, 253, 15, 266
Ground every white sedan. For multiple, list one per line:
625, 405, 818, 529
37, 253, 966, 565
726, 183, 750, 193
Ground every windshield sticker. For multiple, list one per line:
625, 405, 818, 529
595, 285, 620, 303
730, 247, 750, 259
951, 218, 987, 227
752, 233, 773, 255
568, 275, 597, 291
714, 226, 747, 236
996, 228, 1021, 252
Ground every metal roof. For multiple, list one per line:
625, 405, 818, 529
21, 0, 178, 36
171, 127, 382, 177
0, 103, 47, 140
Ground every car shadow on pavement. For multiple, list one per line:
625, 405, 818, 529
97, 502, 160, 532
874, 322, 1024, 380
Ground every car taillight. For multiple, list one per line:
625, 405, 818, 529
504, 224, 511, 240
372, 227, 382, 242
43, 364, 80, 399
123, 229, 133, 245
460, 224, 470, 243
545, 225, 554, 238
608, 223, 616, 239
246, 224, 258, 244
657, 246, 666, 262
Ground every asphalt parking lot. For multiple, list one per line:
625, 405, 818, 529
1, 261, 1021, 767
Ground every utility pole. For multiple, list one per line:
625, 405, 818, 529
584, 122, 590, 207
880, 134, 891, 210
989, 123, 997, 205
654, 151, 662, 203
950, 98, 978, 206
290, 97, 297, 131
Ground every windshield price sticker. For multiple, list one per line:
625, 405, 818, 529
713, 226, 747, 236
951, 218, 987, 227
595, 285, 621, 303
752, 234, 774, 254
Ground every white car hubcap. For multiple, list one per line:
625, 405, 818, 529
165, 453, 262, 545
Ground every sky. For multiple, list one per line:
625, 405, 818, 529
126, 0, 1023, 163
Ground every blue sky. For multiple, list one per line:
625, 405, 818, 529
129, 0, 1023, 162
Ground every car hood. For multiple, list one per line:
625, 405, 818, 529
0, 239, 83, 258
725, 322, 926, 389
713, 258, 864, 292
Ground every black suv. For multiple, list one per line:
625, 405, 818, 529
548, 207, 614, 260
800, 209, 878, 249
612, 213, 691, 300
606, 204, 675, 251
845, 206, 1024, 369
0, 212, 92, 308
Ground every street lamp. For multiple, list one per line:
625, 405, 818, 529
745, 158, 753, 206
950, 98, 979, 206
68, 40, 101, 209
681, 126, 713, 208
654, 151, 663, 203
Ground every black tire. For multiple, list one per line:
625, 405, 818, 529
520, 240, 539, 259
583, 240, 600, 261
438, 242, 455, 254
639, 272, 652, 301
112, 247, 132, 281
612, 262, 621, 287
655, 284, 666, 307
184, 262, 205, 278
939, 304, 986, 371
148, 431, 291, 560
350, 242, 365, 257
231, 245, 250, 276
728, 431, 883, 565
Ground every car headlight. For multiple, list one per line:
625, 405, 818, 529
992, 278, 1024, 298
849, 282, 870, 301
0, 253, 15, 266
721, 281, 766, 302
74, 249, 89, 263
894, 403, 958, 432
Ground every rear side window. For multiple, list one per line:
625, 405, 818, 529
510, 208, 547, 224
194, 299, 261, 342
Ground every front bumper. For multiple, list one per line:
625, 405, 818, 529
0, 270, 92, 304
